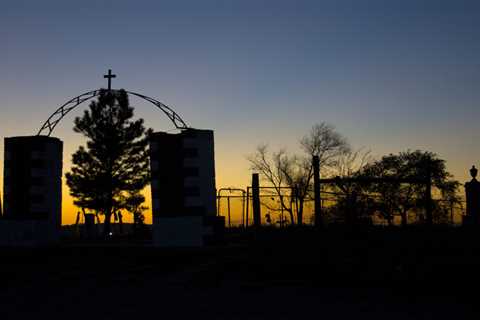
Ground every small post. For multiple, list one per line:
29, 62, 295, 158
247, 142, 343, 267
227, 194, 231, 228
425, 166, 433, 225
290, 189, 295, 225
246, 187, 250, 227
216, 189, 220, 216
313, 155, 322, 228
241, 191, 246, 228
252, 173, 261, 227
294, 186, 299, 225
280, 195, 284, 228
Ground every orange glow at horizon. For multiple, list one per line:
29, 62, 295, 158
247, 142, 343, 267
60, 148, 251, 226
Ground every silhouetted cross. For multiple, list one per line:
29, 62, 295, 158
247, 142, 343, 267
103, 69, 116, 90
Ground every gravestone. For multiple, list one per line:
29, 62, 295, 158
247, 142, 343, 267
464, 166, 480, 226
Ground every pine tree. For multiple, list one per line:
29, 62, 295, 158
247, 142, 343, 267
66, 89, 151, 236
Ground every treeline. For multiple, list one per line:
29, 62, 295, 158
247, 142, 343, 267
248, 123, 461, 227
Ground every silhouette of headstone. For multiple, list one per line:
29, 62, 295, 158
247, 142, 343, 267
0, 136, 63, 246
464, 166, 480, 226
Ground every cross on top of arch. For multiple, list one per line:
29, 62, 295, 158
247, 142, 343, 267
103, 69, 116, 90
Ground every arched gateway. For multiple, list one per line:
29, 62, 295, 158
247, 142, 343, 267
37, 89, 189, 136
1, 70, 222, 247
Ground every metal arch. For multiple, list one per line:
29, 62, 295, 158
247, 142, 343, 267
125, 91, 188, 130
37, 90, 100, 136
37, 89, 189, 136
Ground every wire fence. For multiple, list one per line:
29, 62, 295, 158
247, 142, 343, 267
216, 186, 466, 228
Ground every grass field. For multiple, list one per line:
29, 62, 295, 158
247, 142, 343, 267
1, 226, 479, 319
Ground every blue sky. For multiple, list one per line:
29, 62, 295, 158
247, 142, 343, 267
1, 1, 480, 221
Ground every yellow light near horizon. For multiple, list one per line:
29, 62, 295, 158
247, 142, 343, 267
60, 150, 250, 225
61, 184, 153, 225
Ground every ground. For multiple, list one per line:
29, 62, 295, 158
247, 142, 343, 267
1, 227, 479, 319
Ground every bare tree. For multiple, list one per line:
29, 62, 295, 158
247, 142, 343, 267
278, 153, 312, 225
331, 148, 372, 178
300, 123, 351, 167
247, 145, 297, 225
248, 122, 350, 225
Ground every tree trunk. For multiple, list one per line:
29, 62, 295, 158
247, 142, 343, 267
103, 211, 112, 237
386, 212, 393, 226
118, 211, 123, 234
297, 200, 304, 226
400, 210, 408, 227
133, 212, 139, 232
287, 209, 294, 226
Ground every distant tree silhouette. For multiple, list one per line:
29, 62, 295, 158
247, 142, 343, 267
324, 148, 373, 224
123, 190, 148, 232
248, 122, 349, 225
359, 150, 461, 226
66, 89, 152, 237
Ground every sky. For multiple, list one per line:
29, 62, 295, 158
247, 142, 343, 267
1, 0, 479, 224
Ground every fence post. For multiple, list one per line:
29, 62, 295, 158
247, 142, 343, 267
227, 194, 231, 228
216, 188, 220, 216
280, 195, 284, 228
425, 167, 433, 225
241, 191, 246, 228
246, 187, 250, 227
294, 186, 300, 225
313, 155, 322, 228
252, 173, 261, 227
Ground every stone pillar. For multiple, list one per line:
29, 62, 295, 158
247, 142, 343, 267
1, 136, 63, 245
465, 166, 480, 226
149, 129, 222, 246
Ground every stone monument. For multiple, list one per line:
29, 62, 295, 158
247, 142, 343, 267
0, 136, 63, 245
149, 128, 223, 246
464, 165, 480, 226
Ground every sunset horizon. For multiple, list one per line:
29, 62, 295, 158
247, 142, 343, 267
2, 2, 480, 319
2, 1, 479, 226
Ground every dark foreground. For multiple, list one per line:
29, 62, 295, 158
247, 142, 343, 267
1, 227, 479, 319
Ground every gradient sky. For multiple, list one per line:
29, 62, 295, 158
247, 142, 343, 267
1, 0, 479, 224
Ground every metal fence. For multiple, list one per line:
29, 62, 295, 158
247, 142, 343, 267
216, 186, 466, 227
